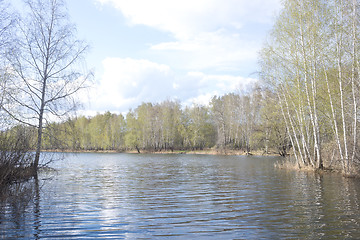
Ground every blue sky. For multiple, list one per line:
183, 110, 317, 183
64, 0, 282, 115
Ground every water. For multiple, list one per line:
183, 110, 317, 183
1, 153, 360, 239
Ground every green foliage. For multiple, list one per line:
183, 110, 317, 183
260, 0, 360, 172
125, 110, 140, 151
41, 112, 126, 151
38, 90, 289, 155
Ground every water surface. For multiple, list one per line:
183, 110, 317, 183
1, 153, 360, 239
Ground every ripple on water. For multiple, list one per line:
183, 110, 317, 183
1, 153, 360, 239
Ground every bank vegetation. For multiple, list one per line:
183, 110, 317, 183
36, 88, 289, 156
260, 0, 360, 176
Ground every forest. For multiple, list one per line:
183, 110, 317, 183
39, 86, 289, 157
1, 0, 360, 185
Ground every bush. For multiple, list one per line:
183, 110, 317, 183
0, 127, 34, 185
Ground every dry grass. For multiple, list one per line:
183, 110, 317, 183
274, 158, 360, 178
273, 161, 313, 171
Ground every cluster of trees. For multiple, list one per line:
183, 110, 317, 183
39, 87, 291, 156
0, 0, 89, 183
260, 0, 360, 174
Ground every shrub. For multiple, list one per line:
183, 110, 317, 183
0, 127, 34, 185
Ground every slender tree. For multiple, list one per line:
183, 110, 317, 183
3, 0, 89, 173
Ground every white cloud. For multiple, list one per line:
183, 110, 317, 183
186, 93, 215, 107
84, 57, 258, 113
88, 57, 174, 113
183, 71, 257, 96
96, 0, 280, 40
151, 30, 259, 71
95, 0, 281, 72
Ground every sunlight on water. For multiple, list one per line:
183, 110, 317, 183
1, 153, 360, 239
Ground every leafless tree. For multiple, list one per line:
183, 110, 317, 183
3, 0, 90, 173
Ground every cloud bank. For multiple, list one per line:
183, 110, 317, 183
97, 0, 280, 72
97, 0, 280, 39
85, 57, 257, 113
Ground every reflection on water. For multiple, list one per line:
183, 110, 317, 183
1, 153, 360, 239
0, 178, 40, 239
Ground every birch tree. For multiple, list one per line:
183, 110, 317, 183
3, 0, 89, 173
260, 0, 327, 169
260, 0, 360, 173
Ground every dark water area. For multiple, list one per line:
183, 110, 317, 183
1, 153, 360, 239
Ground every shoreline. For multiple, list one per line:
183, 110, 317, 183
42, 149, 280, 156
42, 149, 359, 178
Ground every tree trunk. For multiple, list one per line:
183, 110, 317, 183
33, 78, 47, 173
135, 145, 140, 154
351, 0, 358, 164
324, 69, 344, 164
278, 90, 301, 167
299, 9, 321, 169
336, 27, 349, 172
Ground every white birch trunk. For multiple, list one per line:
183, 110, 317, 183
278, 90, 300, 166
281, 88, 306, 166
351, 0, 358, 164
324, 68, 344, 165
335, 0, 349, 173
299, 10, 320, 168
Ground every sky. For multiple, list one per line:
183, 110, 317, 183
64, 0, 282, 115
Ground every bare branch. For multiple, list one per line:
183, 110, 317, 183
2, 0, 90, 170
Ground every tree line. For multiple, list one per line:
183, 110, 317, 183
36, 86, 291, 156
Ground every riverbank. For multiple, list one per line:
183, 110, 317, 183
274, 159, 360, 178
43, 148, 280, 156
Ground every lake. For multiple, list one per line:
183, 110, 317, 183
1, 153, 360, 239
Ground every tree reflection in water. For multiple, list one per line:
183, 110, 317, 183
0, 178, 41, 239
